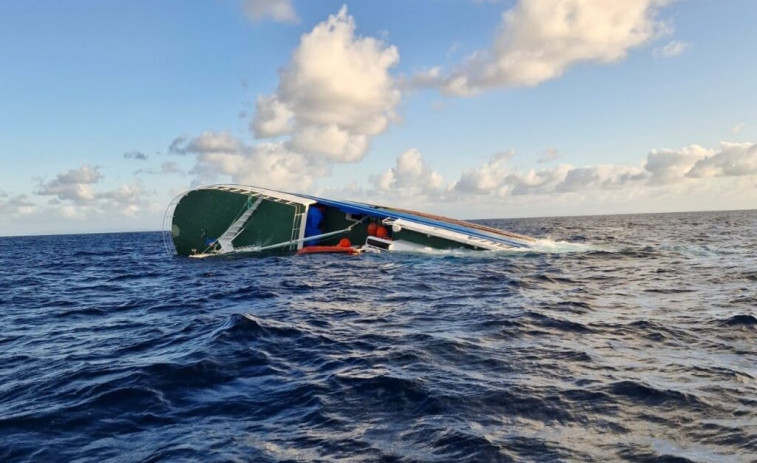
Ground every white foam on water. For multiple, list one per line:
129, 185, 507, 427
376, 238, 598, 257
528, 238, 599, 253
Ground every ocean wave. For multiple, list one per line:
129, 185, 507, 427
1, 211, 756, 462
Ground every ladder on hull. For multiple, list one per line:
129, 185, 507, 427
217, 196, 263, 253
289, 207, 307, 251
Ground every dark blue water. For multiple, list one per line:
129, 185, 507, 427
1, 210, 755, 462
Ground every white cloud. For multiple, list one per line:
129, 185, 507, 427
413, 0, 672, 95
290, 124, 367, 162
170, 131, 243, 155
555, 164, 646, 192
455, 151, 515, 195
643, 144, 712, 185
447, 142, 757, 200
173, 135, 757, 211
0, 194, 36, 216
36, 165, 103, 203
28, 164, 159, 220
252, 6, 400, 161
170, 131, 327, 191
686, 142, 757, 178
252, 95, 295, 138
6, 195, 161, 235
371, 149, 444, 196
241, 0, 298, 23
512, 164, 575, 195
340, 148, 652, 215
167, 7, 402, 197
452, 152, 630, 197
653, 40, 690, 58
54, 165, 102, 184
96, 184, 152, 216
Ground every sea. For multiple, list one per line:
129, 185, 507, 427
1, 210, 755, 462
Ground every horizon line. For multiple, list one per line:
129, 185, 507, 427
2, 207, 754, 239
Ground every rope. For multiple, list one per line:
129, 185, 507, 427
229, 216, 368, 255
198, 193, 256, 255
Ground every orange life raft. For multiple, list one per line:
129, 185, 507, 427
296, 246, 360, 256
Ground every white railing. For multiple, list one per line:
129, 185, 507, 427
162, 192, 185, 256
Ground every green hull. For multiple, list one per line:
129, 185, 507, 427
165, 184, 533, 257
169, 187, 306, 256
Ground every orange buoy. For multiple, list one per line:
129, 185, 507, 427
337, 238, 352, 248
367, 223, 378, 236
376, 225, 389, 239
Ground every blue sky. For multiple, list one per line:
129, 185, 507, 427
1, 0, 756, 236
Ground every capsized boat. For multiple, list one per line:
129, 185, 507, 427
163, 184, 536, 257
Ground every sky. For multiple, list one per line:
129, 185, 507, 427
1, 0, 756, 236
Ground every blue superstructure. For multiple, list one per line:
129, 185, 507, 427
298, 195, 534, 249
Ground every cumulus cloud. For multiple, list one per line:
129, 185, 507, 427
446, 141, 757, 201
653, 40, 690, 58
371, 149, 444, 196
453, 159, 646, 197
170, 7, 402, 193
241, 0, 298, 23
455, 152, 515, 195
0, 194, 36, 216
170, 132, 243, 156
686, 142, 757, 178
19, 164, 159, 225
95, 184, 151, 216
511, 164, 576, 195
252, 6, 400, 162
556, 164, 647, 192
169, 131, 327, 191
451, 152, 631, 197
289, 124, 368, 162
252, 95, 294, 137
412, 0, 672, 95
352, 147, 655, 211
643, 144, 712, 185
36, 165, 103, 203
